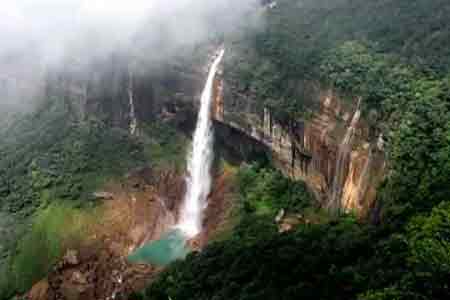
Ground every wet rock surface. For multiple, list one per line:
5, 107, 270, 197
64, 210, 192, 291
213, 77, 386, 217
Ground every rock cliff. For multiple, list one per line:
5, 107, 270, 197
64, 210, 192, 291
213, 76, 385, 216
38, 50, 386, 217
43, 52, 206, 134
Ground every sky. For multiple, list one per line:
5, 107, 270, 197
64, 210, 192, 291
0, 0, 261, 110
0, 0, 261, 64
0, 0, 155, 63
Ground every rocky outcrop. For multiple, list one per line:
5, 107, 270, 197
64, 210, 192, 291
213, 78, 385, 216
39, 47, 385, 216
26, 164, 236, 300
28, 247, 156, 300
44, 52, 206, 134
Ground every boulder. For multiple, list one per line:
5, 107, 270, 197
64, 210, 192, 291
71, 271, 88, 285
92, 192, 114, 200
275, 209, 285, 223
28, 280, 51, 300
63, 250, 79, 266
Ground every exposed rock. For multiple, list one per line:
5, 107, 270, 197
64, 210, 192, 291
377, 134, 385, 151
279, 223, 293, 233
28, 280, 51, 300
49, 245, 154, 300
63, 250, 79, 266
213, 77, 386, 217
200, 167, 238, 247
275, 209, 285, 223
92, 192, 114, 201
60, 281, 94, 300
70, 271, 88, 285
278, 214, 304, 233
24, 165, 234, 300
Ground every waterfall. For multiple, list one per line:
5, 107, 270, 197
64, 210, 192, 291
329, 99, 362, 211
176, 49, 225, 238
355, 149, 373, 207
128, 69, 138, 135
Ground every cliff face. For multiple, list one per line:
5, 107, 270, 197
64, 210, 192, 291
43, 50, 385, 216
44, 54, 205, 134
213, 77, 385, 216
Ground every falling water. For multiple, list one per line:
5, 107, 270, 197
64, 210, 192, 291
176, 49, 225, 238
128, 50, 225, 266
128, 69, 138, 135
329, 98, 362, 211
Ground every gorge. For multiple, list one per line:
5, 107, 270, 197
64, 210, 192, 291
212, 78, 386, 216
1, 1, 450, 300
41, 47, 385, 218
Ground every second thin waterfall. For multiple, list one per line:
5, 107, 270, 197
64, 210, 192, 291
177, 49, 225, 238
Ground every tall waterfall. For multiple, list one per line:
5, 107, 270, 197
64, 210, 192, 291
177, 49, 225, 238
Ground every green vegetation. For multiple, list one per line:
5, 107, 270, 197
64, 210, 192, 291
226, 0, 450, 120
318, 42, 450, 225
140, 121, 189, 172
237, 164, 313, 215
2, 1, 450, 299
0, 98, 144, 298
0, 203, 100, 294
138, 1, 450, 299
225, 0, 450, 223
139, 165, 450, 300
0, 98, 147, 217
256, 0, 450, 76
0, 97, 188, 299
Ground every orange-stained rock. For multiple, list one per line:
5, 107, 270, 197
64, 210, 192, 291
213, 76, 386, 218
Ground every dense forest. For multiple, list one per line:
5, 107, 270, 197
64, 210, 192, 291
1, 0, 450, 299
138, 1, 450, 299
0, 97, 189, 296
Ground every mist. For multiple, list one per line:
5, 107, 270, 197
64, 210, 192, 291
0, 0, 263, 113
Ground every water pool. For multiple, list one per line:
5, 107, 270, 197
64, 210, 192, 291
127, 229, 190, 266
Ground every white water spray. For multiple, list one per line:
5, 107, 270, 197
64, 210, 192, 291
128, 69, 138, 135
176, 49, 225, 238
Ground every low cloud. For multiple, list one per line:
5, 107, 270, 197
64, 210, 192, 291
0, 0, 262, 64
0, 0, 262, 111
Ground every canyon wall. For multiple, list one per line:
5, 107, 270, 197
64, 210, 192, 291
213, 76, 386, 216
43, 53, 206, 133
39, 50, 386, 217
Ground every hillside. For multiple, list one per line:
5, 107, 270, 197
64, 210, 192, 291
0, 96, 190, 297
1, 1, 450, 300
140, 1, 450, 300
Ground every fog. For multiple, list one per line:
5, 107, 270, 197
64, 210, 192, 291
0, 0, 262, 112
1, 0, 150, 62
